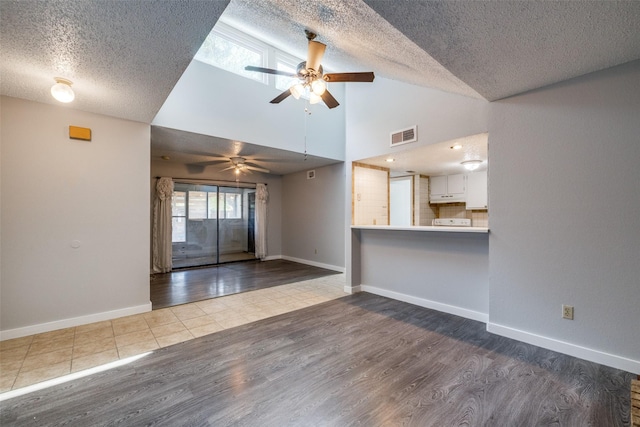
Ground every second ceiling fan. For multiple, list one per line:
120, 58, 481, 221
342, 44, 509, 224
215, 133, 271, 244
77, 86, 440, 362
245, 30, 375, 109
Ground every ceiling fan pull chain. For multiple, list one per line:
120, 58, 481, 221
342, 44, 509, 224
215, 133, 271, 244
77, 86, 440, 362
303, 104, 311, 161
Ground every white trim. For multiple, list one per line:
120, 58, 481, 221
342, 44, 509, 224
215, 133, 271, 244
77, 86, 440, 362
0, 302, 152, 341
344, 285, 361, 294
487, 322, 640, 375
281, 255, 345, 273
263, 255, 282, 261
361, 285, 488, 323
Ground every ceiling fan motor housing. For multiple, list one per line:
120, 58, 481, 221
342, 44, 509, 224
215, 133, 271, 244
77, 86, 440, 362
296, 62, 323, 80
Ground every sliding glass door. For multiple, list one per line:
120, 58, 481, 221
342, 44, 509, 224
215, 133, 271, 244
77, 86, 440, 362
171, 183, 256, 269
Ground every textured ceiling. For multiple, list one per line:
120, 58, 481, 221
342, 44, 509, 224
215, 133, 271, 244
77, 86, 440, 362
220, 0, 481, 99
2, 0, 639, 120
364, 0, 640, 101
151, 126, 340, 176
0, 0, 229, 123
2, 0, 640, 175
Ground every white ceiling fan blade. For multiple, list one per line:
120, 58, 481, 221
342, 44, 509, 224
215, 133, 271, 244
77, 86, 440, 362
220, 165, 236, 172
306, 40, 326, 72
245, 165, 270, 173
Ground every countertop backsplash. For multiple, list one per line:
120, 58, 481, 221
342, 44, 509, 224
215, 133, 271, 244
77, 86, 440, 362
437, 203, 489, 227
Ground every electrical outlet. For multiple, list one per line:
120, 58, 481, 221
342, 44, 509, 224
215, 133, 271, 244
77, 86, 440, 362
562, 305, 574, 320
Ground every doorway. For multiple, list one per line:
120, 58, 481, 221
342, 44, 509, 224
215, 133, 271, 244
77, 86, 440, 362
171, 183, 256, 268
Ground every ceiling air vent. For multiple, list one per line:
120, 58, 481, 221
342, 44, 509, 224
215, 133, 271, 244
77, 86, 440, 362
390, 125, 417, 147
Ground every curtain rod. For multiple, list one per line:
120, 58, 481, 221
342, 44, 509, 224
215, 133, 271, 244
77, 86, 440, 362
155, 177, 265, 186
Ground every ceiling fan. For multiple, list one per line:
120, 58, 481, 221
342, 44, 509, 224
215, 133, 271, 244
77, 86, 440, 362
220, 156, 270, 176
244, 30, 375, 109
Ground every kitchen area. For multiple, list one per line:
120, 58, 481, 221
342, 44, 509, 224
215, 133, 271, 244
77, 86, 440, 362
352, 132, 488, 232
350, 132, 490, 322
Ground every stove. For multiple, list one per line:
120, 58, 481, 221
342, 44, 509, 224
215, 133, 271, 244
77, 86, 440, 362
432, 218, 472, 227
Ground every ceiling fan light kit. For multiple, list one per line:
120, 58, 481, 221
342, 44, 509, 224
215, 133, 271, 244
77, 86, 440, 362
244, 30, 374, 109
220, 156, 270, 175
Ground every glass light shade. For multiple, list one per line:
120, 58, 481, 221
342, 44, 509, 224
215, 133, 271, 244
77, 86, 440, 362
311, 78, 326, 95
309, 92, 322, 104
51, 78, 75, 103
462, 160, 482, 171
290, 83, 305, 99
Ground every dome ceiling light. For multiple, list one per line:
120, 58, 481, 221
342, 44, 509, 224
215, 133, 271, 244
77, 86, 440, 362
51, 77, 75, 103
461, 160, 483, 171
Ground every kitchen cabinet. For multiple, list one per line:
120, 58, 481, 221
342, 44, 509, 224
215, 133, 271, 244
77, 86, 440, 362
429, 174, 465, 203
465, 170, 488, 210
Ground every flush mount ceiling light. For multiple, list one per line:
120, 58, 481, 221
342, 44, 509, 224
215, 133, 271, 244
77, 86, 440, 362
386, 158, 395, 162
461, 160, 482, 171
51, 77, 75, 103
450, 143, 463, 150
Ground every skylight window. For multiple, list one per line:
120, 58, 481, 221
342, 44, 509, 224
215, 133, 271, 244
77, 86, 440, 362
195, 22, 268, 84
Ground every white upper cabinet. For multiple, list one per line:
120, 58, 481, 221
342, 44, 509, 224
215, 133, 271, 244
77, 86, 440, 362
465, 170, 488, 210
429, 174, 465, 203
447, 174, 465, 195
429, 175, 447, 197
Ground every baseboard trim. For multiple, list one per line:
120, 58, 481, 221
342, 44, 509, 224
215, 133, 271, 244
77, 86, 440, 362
361, 285, 488, 323
487, 322, 640, 374
344, 285, 362, 294
263, 255, 282, 261
0, 302, 153, 341
281, 256, 345, 273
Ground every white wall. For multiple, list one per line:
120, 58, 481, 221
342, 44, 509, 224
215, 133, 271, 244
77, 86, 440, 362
281, 162, 345, 271
151, 159, 283, 261
1, 97, 151, 338
345, 66, 640, 373
359, 230, 489, 321
345, 76, 489, 294
345, 76, 489, 162
487, 60, 640, 372
153, 61, 346, 161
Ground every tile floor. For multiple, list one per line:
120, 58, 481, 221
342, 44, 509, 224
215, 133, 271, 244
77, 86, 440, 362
0, 274, 347, 393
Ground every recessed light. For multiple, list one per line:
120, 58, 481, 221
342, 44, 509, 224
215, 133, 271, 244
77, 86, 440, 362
450, 143, 462, 150
386, 158, 395, 162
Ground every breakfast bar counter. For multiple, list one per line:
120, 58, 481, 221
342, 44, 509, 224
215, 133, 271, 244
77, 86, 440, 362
351, 225, 489, 233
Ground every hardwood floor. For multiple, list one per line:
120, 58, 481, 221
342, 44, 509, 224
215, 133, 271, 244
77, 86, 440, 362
172, 251, 257, 269
1, 293, 634, 426
150, 259, 341, 309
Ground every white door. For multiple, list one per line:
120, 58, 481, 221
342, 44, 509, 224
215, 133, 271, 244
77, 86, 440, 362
390, 177, 413, 226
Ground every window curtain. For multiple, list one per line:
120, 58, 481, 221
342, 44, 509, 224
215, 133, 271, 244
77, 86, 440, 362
255, 183, 268, 260
152, 177, 173, 273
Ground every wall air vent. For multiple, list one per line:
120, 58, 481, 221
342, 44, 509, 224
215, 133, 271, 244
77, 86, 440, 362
390, 125, 417, 147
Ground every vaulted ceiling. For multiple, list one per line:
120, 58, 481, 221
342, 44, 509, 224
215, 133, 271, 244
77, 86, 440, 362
3, 0, 639, 122
2, 0, 639, 174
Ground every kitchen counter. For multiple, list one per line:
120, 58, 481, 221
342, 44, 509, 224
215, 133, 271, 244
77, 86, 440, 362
351, 225, 489, 233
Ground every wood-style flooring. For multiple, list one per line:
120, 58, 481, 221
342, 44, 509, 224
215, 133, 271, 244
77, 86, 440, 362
172, 251, 257, 269
1, 293, 634, 426
150, 259, 340, 309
